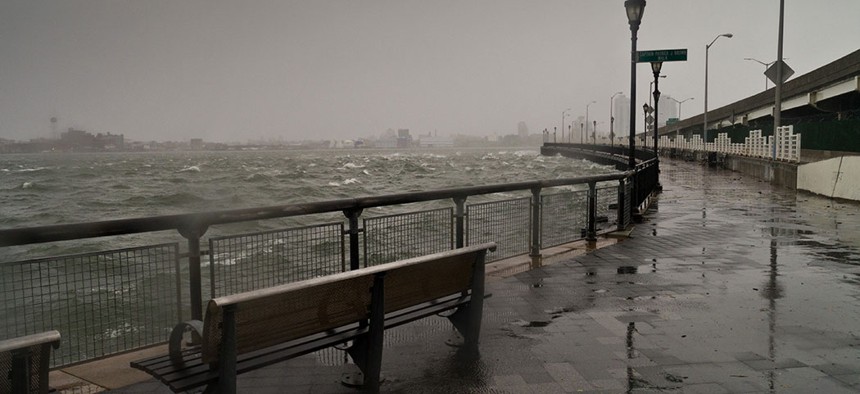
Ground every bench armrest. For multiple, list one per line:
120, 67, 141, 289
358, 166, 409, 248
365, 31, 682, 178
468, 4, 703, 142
168, 320, 204, 365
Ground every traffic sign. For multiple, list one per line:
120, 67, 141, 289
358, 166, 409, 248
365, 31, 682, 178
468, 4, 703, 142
764, 60, 794, 85
637, 49, 688, 63
645, 115, 654, 125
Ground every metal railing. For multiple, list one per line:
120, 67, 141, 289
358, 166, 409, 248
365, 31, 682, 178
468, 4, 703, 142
0, 157, 659, 367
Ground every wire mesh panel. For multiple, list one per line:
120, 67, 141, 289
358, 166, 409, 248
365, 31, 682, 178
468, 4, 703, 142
0, 243, 180, 367
541, 191, 588, 248
597, 184, 619, 231
363, 208, 453, 267
208, 222, 344, 297
467, 197, 530, 262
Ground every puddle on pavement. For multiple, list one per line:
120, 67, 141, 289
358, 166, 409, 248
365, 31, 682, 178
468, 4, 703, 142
617, 266, 638, 274
511, 319, 551, 328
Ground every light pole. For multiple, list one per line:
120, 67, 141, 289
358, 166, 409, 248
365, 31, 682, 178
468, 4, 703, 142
585, 100, 596, 145
704, 33, 733, 147
667, 97, 694, 119
609, 91, 623, 147
624, 0, 645, 169
745, 57, 787, 91
561, 108, 571, 143
649, 75, 666, 109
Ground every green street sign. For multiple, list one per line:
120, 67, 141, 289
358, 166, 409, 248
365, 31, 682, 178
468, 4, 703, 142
637, 49, 688, 63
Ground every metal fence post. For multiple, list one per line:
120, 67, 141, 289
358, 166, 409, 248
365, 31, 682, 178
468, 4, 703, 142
453, 197, 467, 248
529, 187, 542, 268
343, 209, 363, 270
179, 224, 208, 321
587, 182, 597, 242
617, 179, 626, 231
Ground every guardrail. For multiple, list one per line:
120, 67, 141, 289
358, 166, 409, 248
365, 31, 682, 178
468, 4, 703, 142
0, 162, 663, 367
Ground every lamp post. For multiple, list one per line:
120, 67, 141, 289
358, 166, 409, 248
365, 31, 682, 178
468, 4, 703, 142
609, 91, 623, 147
642, 103, 651, 149
651, 61, 662, 156
649, 75, 666, 109
585, 100, 597, 145
704, 33, 733, 147
561, 108, 571, 144
624, 0, 645, 169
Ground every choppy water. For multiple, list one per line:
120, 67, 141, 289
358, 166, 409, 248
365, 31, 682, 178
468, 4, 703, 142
0, 148, 614, 229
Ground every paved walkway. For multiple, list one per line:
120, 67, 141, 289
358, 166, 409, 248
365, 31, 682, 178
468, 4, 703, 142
111, 158, 860, 393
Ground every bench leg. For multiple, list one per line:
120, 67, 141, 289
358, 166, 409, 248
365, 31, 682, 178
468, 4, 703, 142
447, 252, 487, 350
344, 273, 385, 391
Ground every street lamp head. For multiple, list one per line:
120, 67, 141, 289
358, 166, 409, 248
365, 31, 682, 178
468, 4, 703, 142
722, 33, 734, 38
651, 61, 663, 74
624, 0, 646, 26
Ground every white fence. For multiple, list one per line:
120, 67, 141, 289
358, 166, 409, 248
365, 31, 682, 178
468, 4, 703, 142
618, 126, 801, 162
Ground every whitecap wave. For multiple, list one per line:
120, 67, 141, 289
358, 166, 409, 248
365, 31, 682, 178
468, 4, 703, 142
177, 165, 201, 173
340, 162, 365, 169
362, 169, 371, 175
328, 181, 341, 187
15, 167, 49, 173
343, 178, 360, 185
21, 181, 34, 189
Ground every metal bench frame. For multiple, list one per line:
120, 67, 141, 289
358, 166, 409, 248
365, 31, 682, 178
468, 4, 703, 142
0, 330, 61, 394
131, 243, 494, 393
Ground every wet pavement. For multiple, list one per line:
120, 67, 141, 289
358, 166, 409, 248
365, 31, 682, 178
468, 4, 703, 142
111, 158, 860, 393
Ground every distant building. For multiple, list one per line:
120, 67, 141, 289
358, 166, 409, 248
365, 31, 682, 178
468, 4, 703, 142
657, 95, 679, 127
96, 132, 124, 150
517, 121, 529, 138
397, 129, 412, 148
190, 138, 204, 150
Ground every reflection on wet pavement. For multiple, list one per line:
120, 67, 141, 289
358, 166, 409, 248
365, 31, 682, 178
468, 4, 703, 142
114, 159, 860, 393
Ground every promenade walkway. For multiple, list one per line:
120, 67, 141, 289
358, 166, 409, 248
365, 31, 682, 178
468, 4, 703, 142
110, 158, 860, 393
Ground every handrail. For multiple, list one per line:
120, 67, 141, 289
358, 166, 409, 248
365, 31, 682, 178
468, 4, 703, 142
0, 172, 630, 247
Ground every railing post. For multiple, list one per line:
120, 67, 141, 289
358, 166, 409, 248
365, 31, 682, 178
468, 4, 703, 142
343, 208, 363, 270
453, 197, 467, 248
617, 179, 626, 231
179, 224, 208, 321
587, 181, 597, 242
529, 187, 542, 268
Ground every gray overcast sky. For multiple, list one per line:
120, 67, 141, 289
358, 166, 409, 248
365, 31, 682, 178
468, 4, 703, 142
1, 1, 858, 143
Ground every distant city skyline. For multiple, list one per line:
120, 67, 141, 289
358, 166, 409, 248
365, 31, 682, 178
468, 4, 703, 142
2, 1, 858, 143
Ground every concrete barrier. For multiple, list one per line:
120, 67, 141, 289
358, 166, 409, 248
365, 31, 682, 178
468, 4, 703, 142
798, 156, 860, 201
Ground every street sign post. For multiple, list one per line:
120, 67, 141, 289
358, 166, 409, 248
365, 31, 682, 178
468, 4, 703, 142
637, 49, 688, 63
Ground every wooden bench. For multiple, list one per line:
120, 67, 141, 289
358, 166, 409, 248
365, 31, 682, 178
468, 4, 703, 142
0, 330, 61, 394
131, 242, 495, 393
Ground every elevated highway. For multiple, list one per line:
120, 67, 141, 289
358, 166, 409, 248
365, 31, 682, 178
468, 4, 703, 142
660, 49, 860, 162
